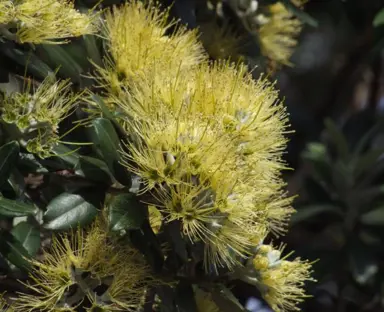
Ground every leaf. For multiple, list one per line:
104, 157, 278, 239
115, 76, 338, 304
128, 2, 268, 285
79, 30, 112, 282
373, 8, 384, 27
39, 44, 83, 82
0, 197, 37, 217
82, 35, 103, 67
324, 119, 349, 161
165, 220, 188, 263
2, 47, 54, 80
11, 221, 40, 257
280, 0, 318, 27
44, 189, 102, 230
349, 242, 378, 285
354, 148, 384, 178
50, 144, 81, 168
0, 231, 31, 269
75, 156, 112, 184
175, 282, 197, 312
291, 204, 343, 224
0, 141, 20, 189
211, 286, 245, 312
361, 206, 384, 226
91, 118, 131, 186
108, 193, 146, 231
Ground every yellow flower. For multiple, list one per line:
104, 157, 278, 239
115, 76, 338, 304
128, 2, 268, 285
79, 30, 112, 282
14, 0, 97, 44
257, 1, 303, 66
247, 244, 315, 312
195, 287, 219, 312
13, 220, 153, 311
1, 76, 81, 158
99, 1, 205, 93
0, 0, 15, 24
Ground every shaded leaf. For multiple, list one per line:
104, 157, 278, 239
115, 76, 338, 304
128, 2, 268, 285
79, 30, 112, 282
82, 35, 102, 67
373, 8, 384, 27
324, 119, 349, 161
361, 206, 384, 226
75, 156, 112, 184
51, 144, 81, 168
211, 286, 245, 312
175, 282, 197, 312
291, 204, 343, 224
44, 189, 102, 230
108, 193, 146, 231
0, 141, 20, 189
349, 243, 378, 285
92, 118, 131, 186
0, 197, 37, 217
11, 221, 40, 257
281, 0, 318, 27
0, 231, 31, 269
165, 220, 188, 263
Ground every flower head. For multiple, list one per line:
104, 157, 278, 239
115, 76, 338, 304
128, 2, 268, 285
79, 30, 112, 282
0, 0, 15, 24
257, 1, 304, 67
14, 220, 153, 311
14, 0, 97, 44
245, 244, 315, 312
1, 76, 80, 158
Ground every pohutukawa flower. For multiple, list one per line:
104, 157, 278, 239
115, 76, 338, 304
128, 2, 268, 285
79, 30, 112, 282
0, 0, 15, 24
1, 76, 81, 158
257, 1, 304, 67
241, 244, 315, 312
13, 220, 154, 311
97, 1, 206, 96
13, 0, 97, 44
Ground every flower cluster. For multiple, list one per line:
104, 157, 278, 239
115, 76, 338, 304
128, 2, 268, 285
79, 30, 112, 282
88, 4, 313, 309
0, 0, 96, 44
241, 244, 315, 312
1, 76, 80, 158
14, 220, 153, 311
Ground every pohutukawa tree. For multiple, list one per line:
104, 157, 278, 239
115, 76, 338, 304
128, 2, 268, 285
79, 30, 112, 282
0, 0, 316, 311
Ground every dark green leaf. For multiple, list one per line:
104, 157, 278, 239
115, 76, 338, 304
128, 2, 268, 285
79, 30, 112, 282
0, 231, 31, 269
108, 193, 146, 231
75, 156, 112, 184
211, 286, 245, 312
349, 242, 378, 285
361, 206, 384, 226
324, 119, 349, 161
354, 149, 384, 177
175, 282, 197, 312
165, 220, 188, 263
44, 189, 102, 230
83, 35, 103, 67
39, 45, 83, 82
0, 141, 20, 188
11, 221, 40, 257
92, 118, 131, 186
2, 47, 54, 80
0, 197, 37, 217
373, 8, 384, 27
51, 144, 81, 168
291, 204, 343, 224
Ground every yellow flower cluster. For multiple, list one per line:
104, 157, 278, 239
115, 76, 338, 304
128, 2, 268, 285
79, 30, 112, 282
94, 1, 293, 271
258, 1, 304, 67
0, 0, 96, 44
13, 221, 153, 311
1, 76, 80, 158
244, 244, 315, 312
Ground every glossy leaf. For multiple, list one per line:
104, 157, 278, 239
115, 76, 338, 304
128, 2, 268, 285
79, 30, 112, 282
75, 156, 112, 184
0, 197, 37, 217
91, 118, 131, 186
108, 193, 146, 231
44, 190, 102, 230
0, 231, 31, 269
0, 141, 20, 189
211, 286, 245, 312
11, 221, 40, 257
